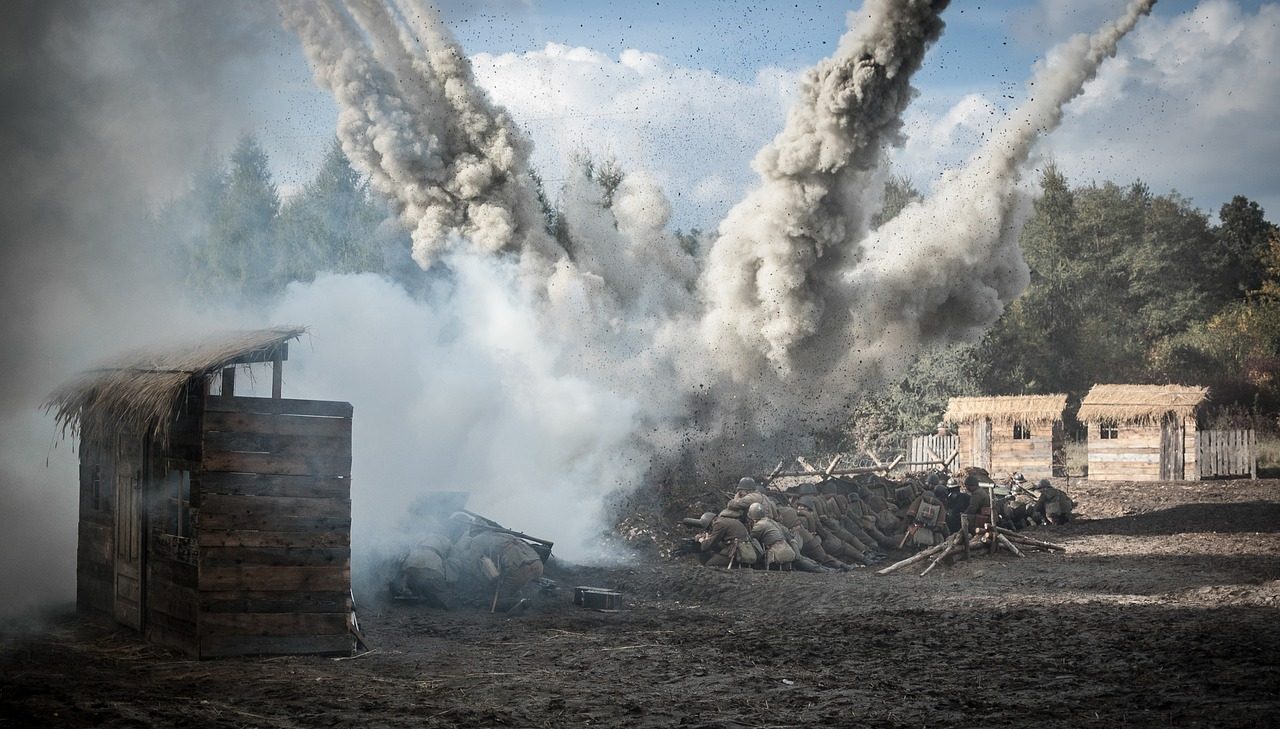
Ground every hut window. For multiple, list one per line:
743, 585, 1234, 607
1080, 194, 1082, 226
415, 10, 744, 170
163, 470, 192, 537
1013, 424, 1032, 440
1100, 422, 1119, 439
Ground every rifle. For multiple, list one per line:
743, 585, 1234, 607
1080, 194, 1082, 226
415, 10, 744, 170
459, 509, 555, 562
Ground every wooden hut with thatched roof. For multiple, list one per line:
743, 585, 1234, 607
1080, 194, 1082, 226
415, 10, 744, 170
46, 327, 355, 658
1077, 384, 1207, 481
943, 394, 1068, 479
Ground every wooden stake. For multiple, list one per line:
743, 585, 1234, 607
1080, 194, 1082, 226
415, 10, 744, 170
996, 534, 1024, 558
920, 543, 958, 576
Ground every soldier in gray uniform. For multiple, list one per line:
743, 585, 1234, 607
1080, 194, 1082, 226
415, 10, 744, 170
1033, 479, 1075, 524
747, 502, 796, 569
448, 528, 544, 612
699, 506, 757, 567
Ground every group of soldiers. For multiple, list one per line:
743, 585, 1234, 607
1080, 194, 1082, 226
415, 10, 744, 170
677, 469, 1075, 571
390, 511, 551, 613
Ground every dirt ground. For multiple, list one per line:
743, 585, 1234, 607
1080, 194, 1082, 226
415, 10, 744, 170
3, 478, 1279, 728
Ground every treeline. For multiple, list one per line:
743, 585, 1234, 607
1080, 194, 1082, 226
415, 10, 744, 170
161, 138, 1278, 443
841, 168, 1279, 452
154, 134, 417, 300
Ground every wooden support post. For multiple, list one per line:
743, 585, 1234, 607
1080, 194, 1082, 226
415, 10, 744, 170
221, 367, 235, 397
762, 461, 785, 486
272, 350, 283, 399
865, 450, 884, 469
1250, 429, 1258, 480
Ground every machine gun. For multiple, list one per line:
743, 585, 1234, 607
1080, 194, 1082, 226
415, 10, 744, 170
458, 509, 555, 563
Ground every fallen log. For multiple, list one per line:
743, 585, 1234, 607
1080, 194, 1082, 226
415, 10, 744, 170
996, 534, 1024, 558
920, 542, 959, 576
997, 529, 1066, 551
876, 534, 957, 575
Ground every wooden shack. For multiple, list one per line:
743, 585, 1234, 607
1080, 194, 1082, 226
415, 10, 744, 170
46, 327, 355, 658
1077, 384, 1206, 481
943, 394, 1067, 479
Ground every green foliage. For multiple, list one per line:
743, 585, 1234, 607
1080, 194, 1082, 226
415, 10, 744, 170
976, 168, 1241, 400
160, 135, 406, 302
871, 175, 921, 229
1209, 195, 1277, 300
826, 344, 982, 454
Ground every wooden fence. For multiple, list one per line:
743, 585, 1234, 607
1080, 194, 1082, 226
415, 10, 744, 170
908, 435, 959, 471
1197, 429, 1256, 479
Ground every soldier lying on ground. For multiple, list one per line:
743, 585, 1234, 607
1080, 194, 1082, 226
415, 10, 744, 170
391, 513, 546, 613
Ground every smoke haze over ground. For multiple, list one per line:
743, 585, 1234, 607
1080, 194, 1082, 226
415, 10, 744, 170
0, 0, 1158, 616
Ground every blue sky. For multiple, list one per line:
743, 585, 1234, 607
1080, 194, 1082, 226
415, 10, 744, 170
246, 0, 1280, 230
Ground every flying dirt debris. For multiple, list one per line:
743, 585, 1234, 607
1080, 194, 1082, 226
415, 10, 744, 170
388, 492, 558, 614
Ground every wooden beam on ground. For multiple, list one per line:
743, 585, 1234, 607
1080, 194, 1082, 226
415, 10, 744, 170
876, 533, 956, 575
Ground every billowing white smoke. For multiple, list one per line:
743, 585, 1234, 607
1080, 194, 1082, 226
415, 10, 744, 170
700, 0, 950, 379
274, 0, 1155, 567
844, 0, 1158, 363
279, 0, 559, 272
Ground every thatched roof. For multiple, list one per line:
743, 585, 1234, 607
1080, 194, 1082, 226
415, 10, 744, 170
944, 394, 1067, 425
45, 326, 305, 446
1077, 384, 1208, 423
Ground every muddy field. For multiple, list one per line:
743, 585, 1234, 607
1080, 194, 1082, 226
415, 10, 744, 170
3, 478, 1279, 728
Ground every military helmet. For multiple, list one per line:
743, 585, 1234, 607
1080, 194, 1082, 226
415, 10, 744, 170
737, 476, 759, 493
946, 477, 960, 489
1037, 479, 1052, 490
747, 502, 767, 520
699, 511, 716, 529
1012, 472, 1027, 483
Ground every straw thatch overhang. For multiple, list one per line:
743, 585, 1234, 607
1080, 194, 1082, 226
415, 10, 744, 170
944, 394, 1067, 426
1076, 384, 1208, 424
45, 326, 305, 447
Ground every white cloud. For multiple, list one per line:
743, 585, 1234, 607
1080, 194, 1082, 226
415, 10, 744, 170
896, 0, 1280, 220
470, 43, 799, 230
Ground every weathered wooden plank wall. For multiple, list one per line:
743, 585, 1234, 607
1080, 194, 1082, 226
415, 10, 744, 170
195, 395, 354, 658
990, 430, 1054, 480
76, 447, 115, 623
1087, 423, 1163, 481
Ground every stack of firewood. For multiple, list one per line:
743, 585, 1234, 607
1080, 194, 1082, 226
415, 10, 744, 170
876, 520, 1065, 577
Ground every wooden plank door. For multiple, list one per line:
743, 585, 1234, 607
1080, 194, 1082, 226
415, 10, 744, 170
113, 435, 144, 630
974, 420, 992, 471
1160, 416, 1184, 481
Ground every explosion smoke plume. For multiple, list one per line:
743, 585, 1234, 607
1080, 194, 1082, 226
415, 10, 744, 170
275, 0, 1156, 559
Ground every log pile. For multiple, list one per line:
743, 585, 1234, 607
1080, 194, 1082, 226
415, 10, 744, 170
876, 522, 1065, 577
